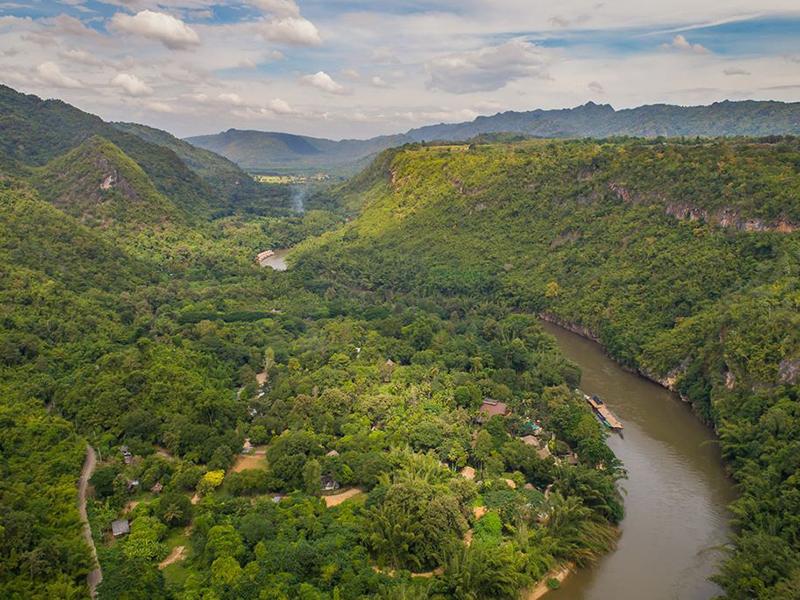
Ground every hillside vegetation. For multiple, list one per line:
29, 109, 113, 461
293, 138, 800, 598
0, 85, 289, 218
1, 87, 624, 600
3, 81, 800, 599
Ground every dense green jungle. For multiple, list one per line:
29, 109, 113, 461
1, 85, 799, 600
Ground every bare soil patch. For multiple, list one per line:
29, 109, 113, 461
323, 488, 364, 507
158, 546, 186, 570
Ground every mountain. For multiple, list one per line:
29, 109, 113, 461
0, 85, 288, 218
185, 128, 411, 174
32, 136, 181, 229
187, 100, 800, 174
406, 99, 800, 141
113, 122, 290, 214
293, 137, 800, 598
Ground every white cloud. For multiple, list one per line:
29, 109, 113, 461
250, 0, 300, 17
36, 61, 82, 88
267, 97, 296, 114
218, 92, 245, 106
145, 100, 175, 113
342, 68, 360, 79
144, 100, 178, 115
111, 72, 153, 96
59, 48, 104, 66
301, 71, 346, 94
427, 40, 551, 94
50, 14, 101, 39
663, 34, 710, 54
370, 75, 391, 88
110, 10, 200, 50
258, 16, 321, 46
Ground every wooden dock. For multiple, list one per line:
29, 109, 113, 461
584, 394, 624, 430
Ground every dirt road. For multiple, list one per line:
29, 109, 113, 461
78, 445, 102, 598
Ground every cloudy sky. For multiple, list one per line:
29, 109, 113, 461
1, 1, 799, 139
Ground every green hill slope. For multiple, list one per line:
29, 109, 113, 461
114, 122, 291, 214
294, 138, 800, 598
32, 136, 182, 229
0, 85, 294, 218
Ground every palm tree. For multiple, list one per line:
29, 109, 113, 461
541, 493, 617, 566
440, 541, 527, 600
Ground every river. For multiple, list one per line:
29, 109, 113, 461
540, 321, 735, 600
259, 248, 291, 271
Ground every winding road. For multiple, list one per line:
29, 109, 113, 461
78, 444, 102, 598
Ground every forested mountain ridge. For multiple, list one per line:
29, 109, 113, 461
293, 137, 800, 598
186, 100, 800, 174
113, 122, 288, 215
31, 136, 183, 229
186, 128, 409, 174
406, 100, 800, 142
0, 85, 288, 218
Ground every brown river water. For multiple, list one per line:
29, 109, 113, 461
540, 321, 735, 600
259, 248, 290, 271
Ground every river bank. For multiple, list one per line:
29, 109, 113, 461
539, 320, 734, 600
539, 312, 692, 401
525, 564, 574, 600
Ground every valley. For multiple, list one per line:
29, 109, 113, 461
0, 84, 798, 600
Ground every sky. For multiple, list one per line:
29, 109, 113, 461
0, 1, 799, 139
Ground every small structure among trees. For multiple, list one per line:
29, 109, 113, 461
477, 399, 509, 423
321, 475, 340, 493
111, 519, 130, 538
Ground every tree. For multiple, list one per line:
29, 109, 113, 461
474, 430, 494, 471
90, 465, 119, 498
263, 347, 275, 384
197, 470, 225, 495
97, 556, 167, 600
155, 492, 193, 527
208, 445, 234, 471
545, 281, 561, 299
440, 541, 527, 599
454, 384, 481, 409
303, 458, 322, 497
211, 555, 242, 588
123, 517, 167, 561
206, 524, 245, 562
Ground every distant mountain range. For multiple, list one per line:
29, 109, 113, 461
186, 100, 800, 174
185, 129, 409, 175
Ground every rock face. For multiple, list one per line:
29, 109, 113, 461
100, 173, 116, 190
539, 312, 600, 343
608, 183, 797, 233
778, 358, 800, 384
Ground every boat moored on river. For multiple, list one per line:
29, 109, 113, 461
583, 393, 624, 432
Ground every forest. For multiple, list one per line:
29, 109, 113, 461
0, 86, 623, 600
293, 137, 800, 598
1, 83, 799, 599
